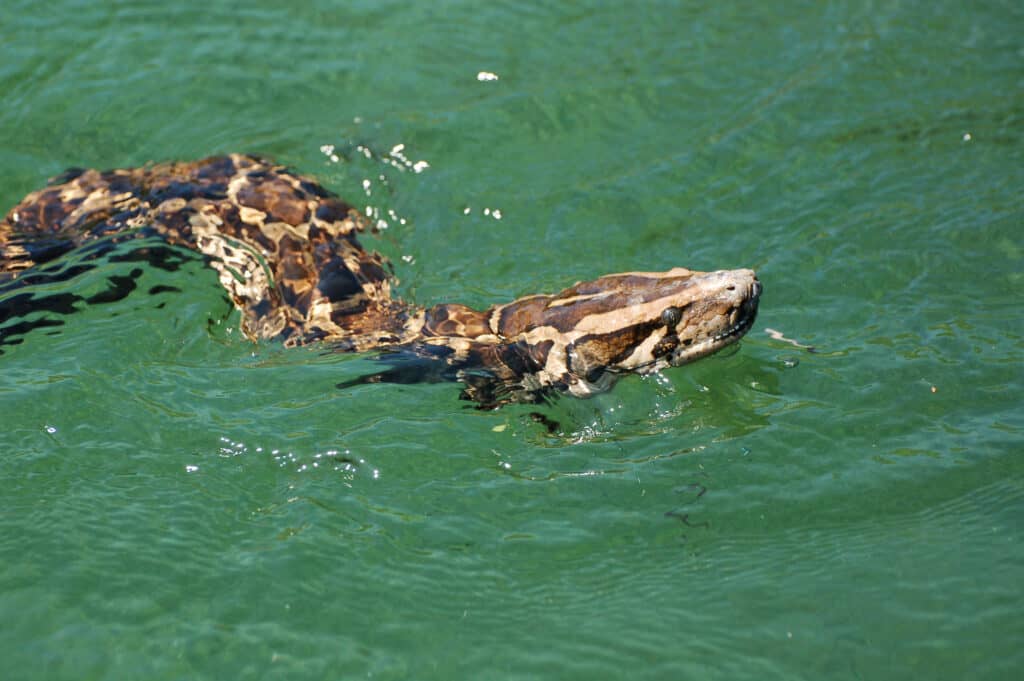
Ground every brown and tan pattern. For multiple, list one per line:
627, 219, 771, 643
1, 154, 761, 406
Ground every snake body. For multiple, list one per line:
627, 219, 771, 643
1, 154, 761, 406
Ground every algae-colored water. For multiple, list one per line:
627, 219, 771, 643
2, 2, 1021, 679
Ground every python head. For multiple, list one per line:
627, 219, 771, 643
491, 267, 762, 398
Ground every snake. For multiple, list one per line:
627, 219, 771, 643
0, 153, 761, 407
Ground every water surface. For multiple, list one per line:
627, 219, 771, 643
2, 2, 1021, 679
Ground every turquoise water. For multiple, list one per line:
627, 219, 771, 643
2, 1, 1022, 679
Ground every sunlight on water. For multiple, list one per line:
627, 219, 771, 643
1, 1, 1021, 680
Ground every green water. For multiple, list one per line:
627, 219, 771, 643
2, 1, 1021, 679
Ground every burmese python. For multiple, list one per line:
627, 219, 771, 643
0, 153, 761, 407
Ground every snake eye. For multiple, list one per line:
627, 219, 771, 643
661, 306, 682, 328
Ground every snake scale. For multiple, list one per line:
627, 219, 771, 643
0, 154, 761, 407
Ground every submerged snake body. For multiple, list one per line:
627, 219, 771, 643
1, 154, 761, 406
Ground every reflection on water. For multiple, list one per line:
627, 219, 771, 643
1, 0, 1022, 679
